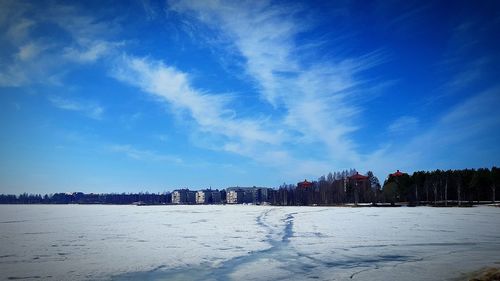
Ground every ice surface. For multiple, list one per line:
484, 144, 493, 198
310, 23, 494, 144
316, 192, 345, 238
0, 205, 499, 280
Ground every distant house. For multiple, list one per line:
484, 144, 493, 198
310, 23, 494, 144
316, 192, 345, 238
347, 172, 370, 205
390, 170, 407, 177
295, 179, 316, 205
349, 172, 369, 182
172, 189, 196, 204
297, 179, 313, 189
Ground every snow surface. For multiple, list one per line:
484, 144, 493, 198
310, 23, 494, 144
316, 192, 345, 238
0, 205, 499, 280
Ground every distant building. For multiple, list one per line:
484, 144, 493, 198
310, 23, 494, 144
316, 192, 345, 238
227, 190, 244, 204
195, 189, 222, 204
186, 191, 196, 204
295, 179, 317, 205
390, 170, 407, 177
347, 172, 370, 205
196, 190, 209, 204
297, 179, 313, 189
220, 189, 227, 203
226, 187, 272, 204
197, 190, 221, 204
255, 188, 272, 204
211, 191, 222, 204
172, 189, 196, 204
243, 190, 254, 203
172, 190, 183, 204
349, 172, 369, 182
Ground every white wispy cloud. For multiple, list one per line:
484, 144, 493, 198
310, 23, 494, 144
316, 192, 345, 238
1, 0, 35, 43
167, 0, 382, 168
6, 17, 35, 43
63, 41, 121, 63
108, 144, 182, 163
49, 96, 104, 120
167, 0, 500, 179
365, 86, 500, 177
109, 54, 334, 178
16, 41, 45, 61
0, 1, 122, 87
2, 0, 375, 179
430, 18, 500, 104
169, 0, 302, 106
153, 134, 169, 143
2, 0, 497, 183
111, 55, 284, 145
388, 116, 419, 134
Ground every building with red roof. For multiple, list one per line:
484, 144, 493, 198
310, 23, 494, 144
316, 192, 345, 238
349, 172, 369, 181
347, 172, 371, 205
391, 170, 406, 177
297, 179, 313, 189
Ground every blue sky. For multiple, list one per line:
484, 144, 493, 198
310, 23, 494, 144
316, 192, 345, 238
1, 0, 499, 194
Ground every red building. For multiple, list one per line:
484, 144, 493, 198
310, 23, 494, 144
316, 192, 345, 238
391, 170, 406, 177
297, 179, 313, 189
349, 172, 369, 181
347, 172, 371, 204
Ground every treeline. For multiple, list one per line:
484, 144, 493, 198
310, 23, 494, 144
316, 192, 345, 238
1, 167, 498, 206
271, 169, 381, 206
383, 167, 499, 205
268, 167, 499, 206
0, 192, 171, 205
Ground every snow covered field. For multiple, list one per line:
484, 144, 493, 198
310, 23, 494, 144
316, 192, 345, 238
0, 205, 499, 280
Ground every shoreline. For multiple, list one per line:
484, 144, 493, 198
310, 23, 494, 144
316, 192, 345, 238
0, 202, 499, 207
455, 266, 500, 281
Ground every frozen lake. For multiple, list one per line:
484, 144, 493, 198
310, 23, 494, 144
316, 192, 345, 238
0, 205, 499, 280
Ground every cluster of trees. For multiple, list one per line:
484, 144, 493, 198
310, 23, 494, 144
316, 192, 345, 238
0, 192, 171, 204
271, 169, 382, 206
383, 167, 499, 205
269, 167, 499, 206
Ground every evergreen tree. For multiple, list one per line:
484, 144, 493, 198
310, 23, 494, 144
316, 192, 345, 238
490, 167, 499, 203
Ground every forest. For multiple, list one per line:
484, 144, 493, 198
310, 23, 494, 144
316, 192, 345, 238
272, 167, 499, 206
